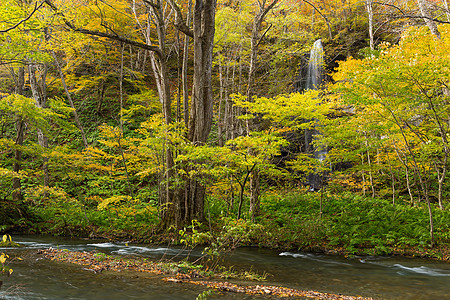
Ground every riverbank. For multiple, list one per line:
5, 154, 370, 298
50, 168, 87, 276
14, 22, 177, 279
14, 191, 450, 262
39, 248, 374, 300
252, 192, 450, 261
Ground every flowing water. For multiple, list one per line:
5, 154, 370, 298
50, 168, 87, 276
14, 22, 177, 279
304, 39, 327, 191
305, 39, 323, 91
1, 236, 449, 299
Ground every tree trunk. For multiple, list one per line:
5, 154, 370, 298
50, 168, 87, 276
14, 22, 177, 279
13, 117, 24, 201
365, 0, 374, 51
52, 52, 88, 148
29, 63, 49, 187
11, 67, 25, 201
245, 1, 278, 213
188, 0, 217, 144
394, 144, 415, 206
182, 0, 192, 130
145, 0, 180, 225
249, 169, 260, 220
364, 133, 375, 197
218, 57, 224, 146
361, 154, 366, 196
417, 0, 441, 38
179, 0, 217, 224
385, 147, 396, 205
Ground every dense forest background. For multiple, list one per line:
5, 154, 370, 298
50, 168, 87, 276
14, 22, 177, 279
0, 0, 449, 256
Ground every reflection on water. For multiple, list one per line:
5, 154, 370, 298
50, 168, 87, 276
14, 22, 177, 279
1, 236, 449, 299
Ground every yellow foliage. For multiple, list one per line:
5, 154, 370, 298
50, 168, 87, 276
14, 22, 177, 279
0, 253, 7, 264
97, 195, 133, 210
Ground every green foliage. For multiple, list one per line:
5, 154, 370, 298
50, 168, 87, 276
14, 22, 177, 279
195, 290, 216, 300
93, 252, 111, 262
25, 184, 159, 236
233, 91, 331, 130
258, 191, 450, 255
180, 218, 263, 260
0, 94, 59, 133
122, 90, 161, 124
0, 0, 448, 265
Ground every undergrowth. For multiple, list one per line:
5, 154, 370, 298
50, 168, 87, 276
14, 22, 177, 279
19, 189, 450, 260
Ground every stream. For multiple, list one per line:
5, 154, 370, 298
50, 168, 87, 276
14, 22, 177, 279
0, 235, 449, 299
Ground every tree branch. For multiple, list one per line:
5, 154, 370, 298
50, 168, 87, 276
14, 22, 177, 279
372, 1, 450, 24
302, 0, 332, 39
392, 14, 450, 24
43, 0, 163, 56
0, 1, 45, 33
373, 1, 405, 14
256, 23, 272, 47
165, 0, 194, 38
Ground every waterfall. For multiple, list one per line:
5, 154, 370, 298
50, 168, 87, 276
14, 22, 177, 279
305, 39, 324, 90
304, 39, 326, 191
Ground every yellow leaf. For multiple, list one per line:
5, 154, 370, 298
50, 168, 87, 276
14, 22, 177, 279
0, 254, 6, 264
2, 235, 6, 243
9, 268, 13, 275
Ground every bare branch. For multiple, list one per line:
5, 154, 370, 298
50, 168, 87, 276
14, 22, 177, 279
256, 23, 272, 47
43, 0, 162, 56
143, 0, 160, 9
391, 14, 450, 24
373, 1, 405, 14
165, 0, 194, 38
302, 0, 332, 39
0, 1, 45, 34
373, 1, 449, 24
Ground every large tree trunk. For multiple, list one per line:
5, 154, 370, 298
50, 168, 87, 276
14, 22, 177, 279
144, 0, 180, 226
188, 0, 216, 144
177, 0, 217, 224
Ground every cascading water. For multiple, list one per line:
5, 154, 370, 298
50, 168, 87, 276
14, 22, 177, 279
304, 39, 327, 191
305, 39, 324, 90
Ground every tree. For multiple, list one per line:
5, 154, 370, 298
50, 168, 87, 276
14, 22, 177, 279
0, 0, 53, 189
41, 0, 219, 226
332, 24, 450, 246
168, 0, 218, 225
